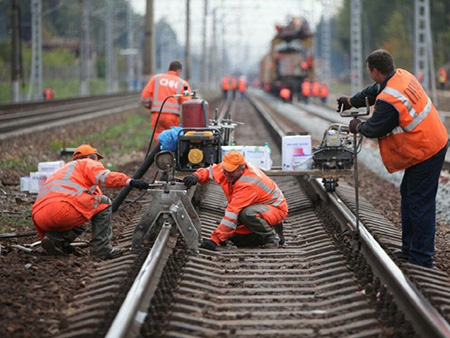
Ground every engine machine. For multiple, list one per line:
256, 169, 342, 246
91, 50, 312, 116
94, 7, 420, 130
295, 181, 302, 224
176, 96, 239, 171
312, 123, 357, 192
312, 123, 355, 170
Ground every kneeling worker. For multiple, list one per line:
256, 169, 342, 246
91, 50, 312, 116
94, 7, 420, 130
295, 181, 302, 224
183, 151, 288, 250
32, 144, 150, 259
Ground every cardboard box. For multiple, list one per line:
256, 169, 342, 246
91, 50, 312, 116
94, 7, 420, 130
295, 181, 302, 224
20, 177, 30, 192
29, 172, 49, 194
38, 160, 64, 173
282, 135, 312, 171
221, 145, 245, 159
244, 146, 272, 170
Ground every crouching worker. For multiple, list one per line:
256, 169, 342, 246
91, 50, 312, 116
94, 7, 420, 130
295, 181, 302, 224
183, 151, 288, 251
32, 144, 150, 260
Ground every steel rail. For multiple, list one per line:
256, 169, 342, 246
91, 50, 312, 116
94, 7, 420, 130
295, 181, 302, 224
312, 179, 450, 338
249, 91, 450, 338
106, 222, 178, 338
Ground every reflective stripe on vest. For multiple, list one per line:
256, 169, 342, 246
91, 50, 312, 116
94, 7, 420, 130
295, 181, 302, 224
151, 75, 184, 114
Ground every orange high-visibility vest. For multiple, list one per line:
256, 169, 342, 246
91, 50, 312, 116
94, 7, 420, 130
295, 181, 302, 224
311, 81, 319, 96
194, 163, 288, 243
32, 159, 129, 230
238, 78, 246, 92
280, 88, 291, 100
222, 76, 230, 90
377, 69, 448, 173
301, 81, 311, 96
141, 70, 191, 115
319, 84, 329, 98
230, 77, 238, 90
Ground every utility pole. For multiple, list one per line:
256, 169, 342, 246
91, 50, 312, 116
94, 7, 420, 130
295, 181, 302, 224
185, 0, 191, 82
209, 8, 217, 88
414, 0, 437, 105
321, 0, 331, 86
127, 1, 134, 92
143, 0, 154, 80
80, 0, 90, 96
106, 0, 115, 93
350, 0, 362, 95
28, 0, 43, 101
200, 0, 208, 87
11, 0, 21, 102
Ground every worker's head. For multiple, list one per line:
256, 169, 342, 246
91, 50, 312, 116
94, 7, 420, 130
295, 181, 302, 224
220, 151, 246, 183
73, 144, 104, 161
169, 60, 183, 75
366, 49, 395, 83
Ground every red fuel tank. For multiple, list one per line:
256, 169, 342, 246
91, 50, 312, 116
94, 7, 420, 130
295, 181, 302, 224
181, 99, 210, 128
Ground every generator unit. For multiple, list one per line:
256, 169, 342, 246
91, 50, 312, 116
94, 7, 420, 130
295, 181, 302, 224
312, 123, 355, 170
176, 128, 222, 171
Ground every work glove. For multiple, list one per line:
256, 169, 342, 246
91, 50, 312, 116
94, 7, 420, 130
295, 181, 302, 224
337, 96, 352, 112
349, 118, 362, 134
183, 174, 199, 188
129, 179, 149, 190
200, 239, 217, 251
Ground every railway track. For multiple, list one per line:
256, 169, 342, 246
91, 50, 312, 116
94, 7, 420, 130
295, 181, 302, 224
55, 94, 450, 337
0, 93, 139, 140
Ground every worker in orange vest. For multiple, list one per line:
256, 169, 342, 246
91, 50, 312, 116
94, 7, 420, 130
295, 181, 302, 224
301, 78, 311, 104
238, 76, 247, 99
337, 49, 448, 268
32, 144, 150, 259
311, 79, 320, 101
141, 60, 191, 141
319, 83, 329, 104
279, 87, 291, 103
42, 87, 54, 100
221, 75, 230, 99
438, 68, 447, 90
230, 76, 238, 99
182, 151, 288, 250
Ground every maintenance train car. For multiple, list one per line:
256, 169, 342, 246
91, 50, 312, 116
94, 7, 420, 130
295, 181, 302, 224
259, 16, 314, 97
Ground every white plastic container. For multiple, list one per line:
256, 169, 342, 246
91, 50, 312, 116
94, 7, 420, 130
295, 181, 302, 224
29, 172, 49, 194
244, 146, 272, 170
282, 135, 312, 171
221, 145, 245, 159
38, 160, 65, 173
292, 155, 313, 170
20, 177, 30, 192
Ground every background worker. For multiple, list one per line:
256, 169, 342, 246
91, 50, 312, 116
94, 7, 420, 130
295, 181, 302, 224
238, 76, 247, 100
279, 87, 291, 103
311, 79, 320, 102
32, 144, 150, 260
438, 67, 447, 90
319, 82, 329, 104
141, 60, 191, 141
337, 49, 448, 268
183, 151, 288, 251
221, 75, 230, 99
230, 76, 238, 99
301, 78, 311, 104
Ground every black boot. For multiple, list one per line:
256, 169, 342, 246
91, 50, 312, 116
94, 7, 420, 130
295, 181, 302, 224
274, 223, 285, 245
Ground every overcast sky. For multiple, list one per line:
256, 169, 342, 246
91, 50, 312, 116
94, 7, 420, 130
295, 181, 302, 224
130, 0, 343, 73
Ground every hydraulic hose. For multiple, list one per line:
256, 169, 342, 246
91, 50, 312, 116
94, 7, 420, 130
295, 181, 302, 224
112, 143, 161, 212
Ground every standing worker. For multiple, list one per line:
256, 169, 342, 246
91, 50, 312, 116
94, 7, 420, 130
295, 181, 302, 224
32, 144, 150, 259
337, 49, 448, 268
319, 82, 329, 104
230, 76, 238, 99
279, 87, 291, 103
311, 79, 320, 102
238, 76, 247, 100
301, 78, 311, 104
141, 60, 191, 141
183, 151, 288, 250
438, 68, 447, 90
221, 75, 230, 99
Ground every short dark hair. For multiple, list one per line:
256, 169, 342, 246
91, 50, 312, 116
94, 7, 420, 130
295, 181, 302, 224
366, 49, 395, 75
169, 60, 182, 71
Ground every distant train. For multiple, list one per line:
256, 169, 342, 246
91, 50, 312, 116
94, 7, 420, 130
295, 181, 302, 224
259, 17, 314, 97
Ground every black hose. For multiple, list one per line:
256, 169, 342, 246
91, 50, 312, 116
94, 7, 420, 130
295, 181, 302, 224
112, 143, 161, 212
